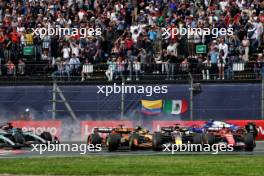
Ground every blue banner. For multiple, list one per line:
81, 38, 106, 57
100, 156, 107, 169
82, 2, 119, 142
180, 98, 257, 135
0, 84, 260, 121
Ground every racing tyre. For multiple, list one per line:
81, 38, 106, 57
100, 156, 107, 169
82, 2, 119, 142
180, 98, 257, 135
206, 133, 215, 146
193, 133, 204, 144
12, 132, 25, 149
152, 132, 162, 151
106, 134, 121, 151
245, 123, 258, 138
244, 133, 255, 151
13, 132, 25, 144
129, 133, 140, 151
88, 133, 102, 145
40, 132, 53, 142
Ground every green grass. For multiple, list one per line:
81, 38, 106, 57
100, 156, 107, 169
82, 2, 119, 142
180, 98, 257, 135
0, 155, 263, 176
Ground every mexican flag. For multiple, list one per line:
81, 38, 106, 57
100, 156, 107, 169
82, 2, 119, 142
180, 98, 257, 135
163, 100, 188, 114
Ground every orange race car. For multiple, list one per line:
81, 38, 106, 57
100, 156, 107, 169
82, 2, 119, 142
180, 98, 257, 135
87, 125, 152, 151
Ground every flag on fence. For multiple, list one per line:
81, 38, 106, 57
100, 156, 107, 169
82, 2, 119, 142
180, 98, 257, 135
163, 99, 188, 114
141, 100, 162, 115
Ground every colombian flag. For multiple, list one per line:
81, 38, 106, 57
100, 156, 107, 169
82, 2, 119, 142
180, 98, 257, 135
141, 100, 162, 115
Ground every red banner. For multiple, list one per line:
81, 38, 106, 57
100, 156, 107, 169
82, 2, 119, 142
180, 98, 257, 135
152, 120, 264, 140
11, 121, 62, 138
81, 120, 133, 141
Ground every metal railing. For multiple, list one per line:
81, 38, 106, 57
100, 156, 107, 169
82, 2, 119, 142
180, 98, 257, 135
0, 61, 263, 83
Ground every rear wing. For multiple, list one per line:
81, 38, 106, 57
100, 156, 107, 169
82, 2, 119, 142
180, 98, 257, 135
93, 127, 113, 133
206, 127, 227, 131
160, 127, 174, 132
93, 126, 134, 134
112, 128, 134, 134
0, 122, 11, 128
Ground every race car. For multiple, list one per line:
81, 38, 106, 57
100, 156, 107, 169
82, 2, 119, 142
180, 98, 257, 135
0, 123, 25, 149
87, 125, 134, 151
152, 124, 205, 151
88, 125, 153, 151
204, 120, 239, 131
0, 122, 59, 148
203, 120, 258, 135
203, 120, 258, 151
128, 126, 153, 150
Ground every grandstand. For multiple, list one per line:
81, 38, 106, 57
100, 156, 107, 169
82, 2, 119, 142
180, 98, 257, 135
0, 0, 263, 84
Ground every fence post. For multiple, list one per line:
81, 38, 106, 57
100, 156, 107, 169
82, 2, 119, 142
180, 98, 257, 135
261, 76, 264, 120
121, 78, 125, 120
52, 81, 56, 120
189, 73, 194, 121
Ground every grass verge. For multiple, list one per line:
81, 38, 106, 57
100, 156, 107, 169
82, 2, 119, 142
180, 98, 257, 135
0, 155, 263, 176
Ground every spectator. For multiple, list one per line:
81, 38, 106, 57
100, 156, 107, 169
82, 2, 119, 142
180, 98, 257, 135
138, 48, 147, 73
165, 51, 177, 80
254, 54, 264, 79
5, 59, 15, 76
81, 59, 93, 82
255, 18, 263, 48
4, 34, 12, 61
133, 58, 141, 81
125, 33, 134, 51
20, 30, 26, 48
241, 36, 250, 62
62, 44, 71, 60
126, 50, 136, 81
202, 57, 212, 80
17, 59, 26, 76
63, 59, 71, 80
105, 58, 116, 81
0, 0, 262, 81
42, 34, 51, 54
23, 108, 34, 121
25, 29, 33, 45
0, 30, 4, 74
148, 26, 157, 42
9, 28, 20, 61
180, 58, 190, 73
116, 57, 125, 80
153, 51, 163, 74
260, 11, 264, 23
69, 54, 80, 76
52, 58, 64, 78
70, 42, 80, 57
218, 50, 226, 80
247, 21, 258, 53
218, 38, 229, 63
167, 41, 178, 58
208, 47, 219, 79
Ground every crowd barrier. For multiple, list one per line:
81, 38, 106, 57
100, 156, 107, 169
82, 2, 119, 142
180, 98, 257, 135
10, 120, 264, 141
152, 120, 264, 140
11, 121, 62, 138
81, 120, 133, 141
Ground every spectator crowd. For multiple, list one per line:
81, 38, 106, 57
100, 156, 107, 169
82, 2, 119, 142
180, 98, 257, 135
0, 0, 263, 81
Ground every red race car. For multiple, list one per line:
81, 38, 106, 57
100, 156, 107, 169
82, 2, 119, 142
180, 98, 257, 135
205, 122, 257, 151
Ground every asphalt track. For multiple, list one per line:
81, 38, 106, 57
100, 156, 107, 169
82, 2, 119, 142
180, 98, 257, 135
0, 141, 263, 158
